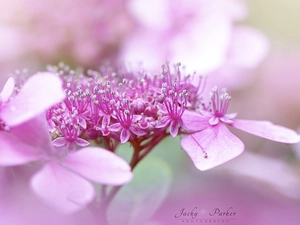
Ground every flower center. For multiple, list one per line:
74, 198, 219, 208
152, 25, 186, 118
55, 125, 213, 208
210, 86, 231, 118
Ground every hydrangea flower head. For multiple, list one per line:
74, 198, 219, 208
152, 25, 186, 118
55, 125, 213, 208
45, 62, 201, 152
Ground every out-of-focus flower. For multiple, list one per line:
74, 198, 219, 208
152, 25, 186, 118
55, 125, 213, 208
0, 72, 133, 213
221, 151, 300, 200
205, 25, 269, 89
0, 0, 133, 68
0, 116, 133, 214
0, 166, 98, 225
181, 87, 300, 171
120, 0, 268, 90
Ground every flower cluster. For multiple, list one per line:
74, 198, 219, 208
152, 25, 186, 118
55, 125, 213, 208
0, 62, 299, 214
46, 62, 202, 151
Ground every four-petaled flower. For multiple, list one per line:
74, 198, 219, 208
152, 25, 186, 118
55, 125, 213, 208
181, 87, 300, 171
0, 73, 133, 213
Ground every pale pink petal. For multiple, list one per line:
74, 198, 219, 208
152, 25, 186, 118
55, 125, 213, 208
224, 0, 248, 21
170, 15, 232, 74
30, 162, 95, 214
220, 117, 234, 124
108, 123, 122, 132
0, 77, 15, 103
120, 129, 130, 143
181, 110, 209, 131
119, 31, 164, 70
231, 119, 300, 143
67, 142, 75, 152
132, 115, 142, 122
78, 117, 87, 129
156, 116, 171, 128
225, 112, 237, 119
10, 115, 53, 151
62, 147, 133, 185
209, 116, 220, 125
0, 132, 43, 166
227, 26, 269, 69
181, 123, 244, 171
130, 124, 147, 136
128, 0, 170, 29
75, 138, 90, 147
102, 115, 111, 127
53, 137, 67, 148
1, 72, 65, 126
0, 26, 25, 61
170, 120, 179, 137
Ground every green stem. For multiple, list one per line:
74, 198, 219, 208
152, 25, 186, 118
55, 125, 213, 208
138, 132, 169, 162
104, 140, 140, 206
103, 133, 170, 209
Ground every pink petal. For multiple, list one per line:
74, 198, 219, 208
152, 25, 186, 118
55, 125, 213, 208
62, 147, 133, 185
231, 119, 300, 143
108, 123, 122, 132
10, 115, 54, 151
120, 129, 130, 143
156, 116, 170, 128
0, 77, 15, 103
227, 26, 269, 69
225, 0, 248, 21
128, 0, 170, 29
119, 31, 164, 70
209, 116, 220, 126
0, 132, 43, 166
75, 138, 90, 147
130, 124, 147, 136
225, 112, 238, 119
170, 120, 179, 137
181, 110, 209, 131
53, 137, 67, 148
102, 115, 111, 127
181, 123, 244, 171
1, 72, 65, 126
78, 117, 87, 129
30, 162, 95, 214
170, 15, 231, 74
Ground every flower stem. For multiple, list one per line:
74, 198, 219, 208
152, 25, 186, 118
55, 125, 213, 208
104, 140, 140, 206
103, 132, 169, 208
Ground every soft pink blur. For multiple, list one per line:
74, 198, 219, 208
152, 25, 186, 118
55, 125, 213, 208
120, 0, 269, 91
149, 150, 300, 225
0, 166, 98, 225
0, 0, 134, 70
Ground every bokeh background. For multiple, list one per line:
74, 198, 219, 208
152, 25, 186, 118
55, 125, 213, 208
1, 0, 300, 224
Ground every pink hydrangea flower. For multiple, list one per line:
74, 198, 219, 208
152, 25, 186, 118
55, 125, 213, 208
119, 0, 269, 93
181, 87, 300, 171
0, 72, 133, 213
121, 0, 267, 74
44, 62, 202, 149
